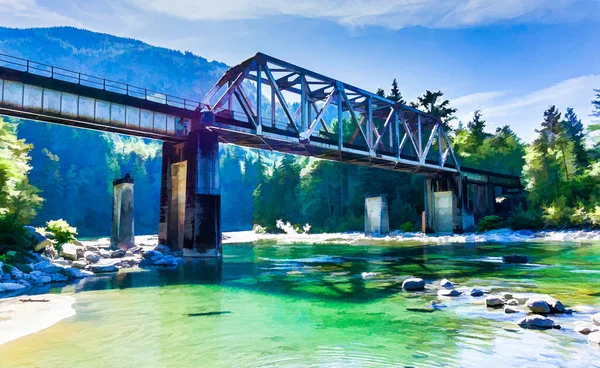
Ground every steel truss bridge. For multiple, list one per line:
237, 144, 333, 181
0, 52, 520, 188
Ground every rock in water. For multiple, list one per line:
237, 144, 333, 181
402, 277, 425, 291
437, 289, 461, 297
545, 297, 565, 314
517, 315, 555, 329
440, 278, 454, 288
154, 244, 171, 255
575, 324, 599, 335
361, 272, 376, 279
502, 255, 528, 264
506, 299, 519, 306
588, 331, 600, 345
592, 313, 600, 326
526, 298, 551, 314
505, 306, 519, 314
153, 255, 178, 267
470, 288, 484, 297
486, 296, 504, 307
90, 264, 118, 273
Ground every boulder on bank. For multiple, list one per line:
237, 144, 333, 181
72, 260, 88, 269
517, 315, 556, 329
59, 243, 82, 261
526, 298, 551, 314
23, 226, 52, 252
502, 255, 528, 264
0, 282, 26, 292
110, 249, 126, 258
402, 277, 425, 291
33, 261, 63, 274
84, 251, 100, 263
486, 296, 504, 307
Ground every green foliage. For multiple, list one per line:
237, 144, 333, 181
45, 219, 77, 244
400, 222, 415, 233
507, 206, 544, 231
453, 111, 525, 176
411, 90, 456, 130
0, 215, 33, 255
477, 215, 504, 233
0, 117, 42, 224
542, 197, 573, 228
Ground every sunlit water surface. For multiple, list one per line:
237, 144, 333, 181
2, 240, 600, 367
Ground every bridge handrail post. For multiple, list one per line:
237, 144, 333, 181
26, 60, 29, 73
51, 66, 54, 78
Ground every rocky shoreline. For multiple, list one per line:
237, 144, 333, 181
0, 234, 182, 299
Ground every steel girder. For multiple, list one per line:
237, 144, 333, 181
200, 52, 460, 174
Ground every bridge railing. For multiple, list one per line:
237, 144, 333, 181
0, 53, 201, 111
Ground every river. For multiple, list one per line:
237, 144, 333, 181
2, 239, 600, 367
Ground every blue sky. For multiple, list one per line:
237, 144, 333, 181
1, 0, 599, 141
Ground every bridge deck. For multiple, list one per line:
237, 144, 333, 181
0, 52, 521, 188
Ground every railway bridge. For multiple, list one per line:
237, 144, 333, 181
0, 53, 521, 256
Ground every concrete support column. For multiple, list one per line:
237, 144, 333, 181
158, 121, 221, 257
424, 174, 474, 234
111, 174, 134, 250
364, 194, 390, 235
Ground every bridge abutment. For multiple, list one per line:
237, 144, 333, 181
158, 124, 221, 257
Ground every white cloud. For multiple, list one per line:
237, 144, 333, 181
0, 0, 82, 28
128, 0, 598, 29
452, 75, 600, 141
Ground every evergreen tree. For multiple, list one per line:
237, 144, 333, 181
413, 90, 456, 129
466, 109, 487, 146
376, 88, 385, 98
563, 108, 589, 170
386, 79, 405, 104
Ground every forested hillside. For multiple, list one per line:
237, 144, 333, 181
0, 26, 598, 238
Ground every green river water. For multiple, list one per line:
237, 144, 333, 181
2, 240, 600, 367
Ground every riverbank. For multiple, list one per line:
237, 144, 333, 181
224, 228, 600, 245
0, 294, 75, 346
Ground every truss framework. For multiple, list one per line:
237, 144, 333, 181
200, 53, 460, 173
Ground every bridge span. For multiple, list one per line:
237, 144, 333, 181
0, 53, 521, 257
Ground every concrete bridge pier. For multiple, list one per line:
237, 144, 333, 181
158, 123, 221, 257
111, 174, 135, 250
424, 175, 475, 234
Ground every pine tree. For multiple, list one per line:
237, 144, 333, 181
376, 88, 385, 98
467, 109, 487, 146
413, 90, 456, 129
386, 79, 405, 104
562, 108, 589, 170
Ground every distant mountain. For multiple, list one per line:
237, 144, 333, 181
0, 27, 251, 236
0, 26, 228, 100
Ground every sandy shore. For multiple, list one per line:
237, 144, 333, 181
0, 294, 76, 346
